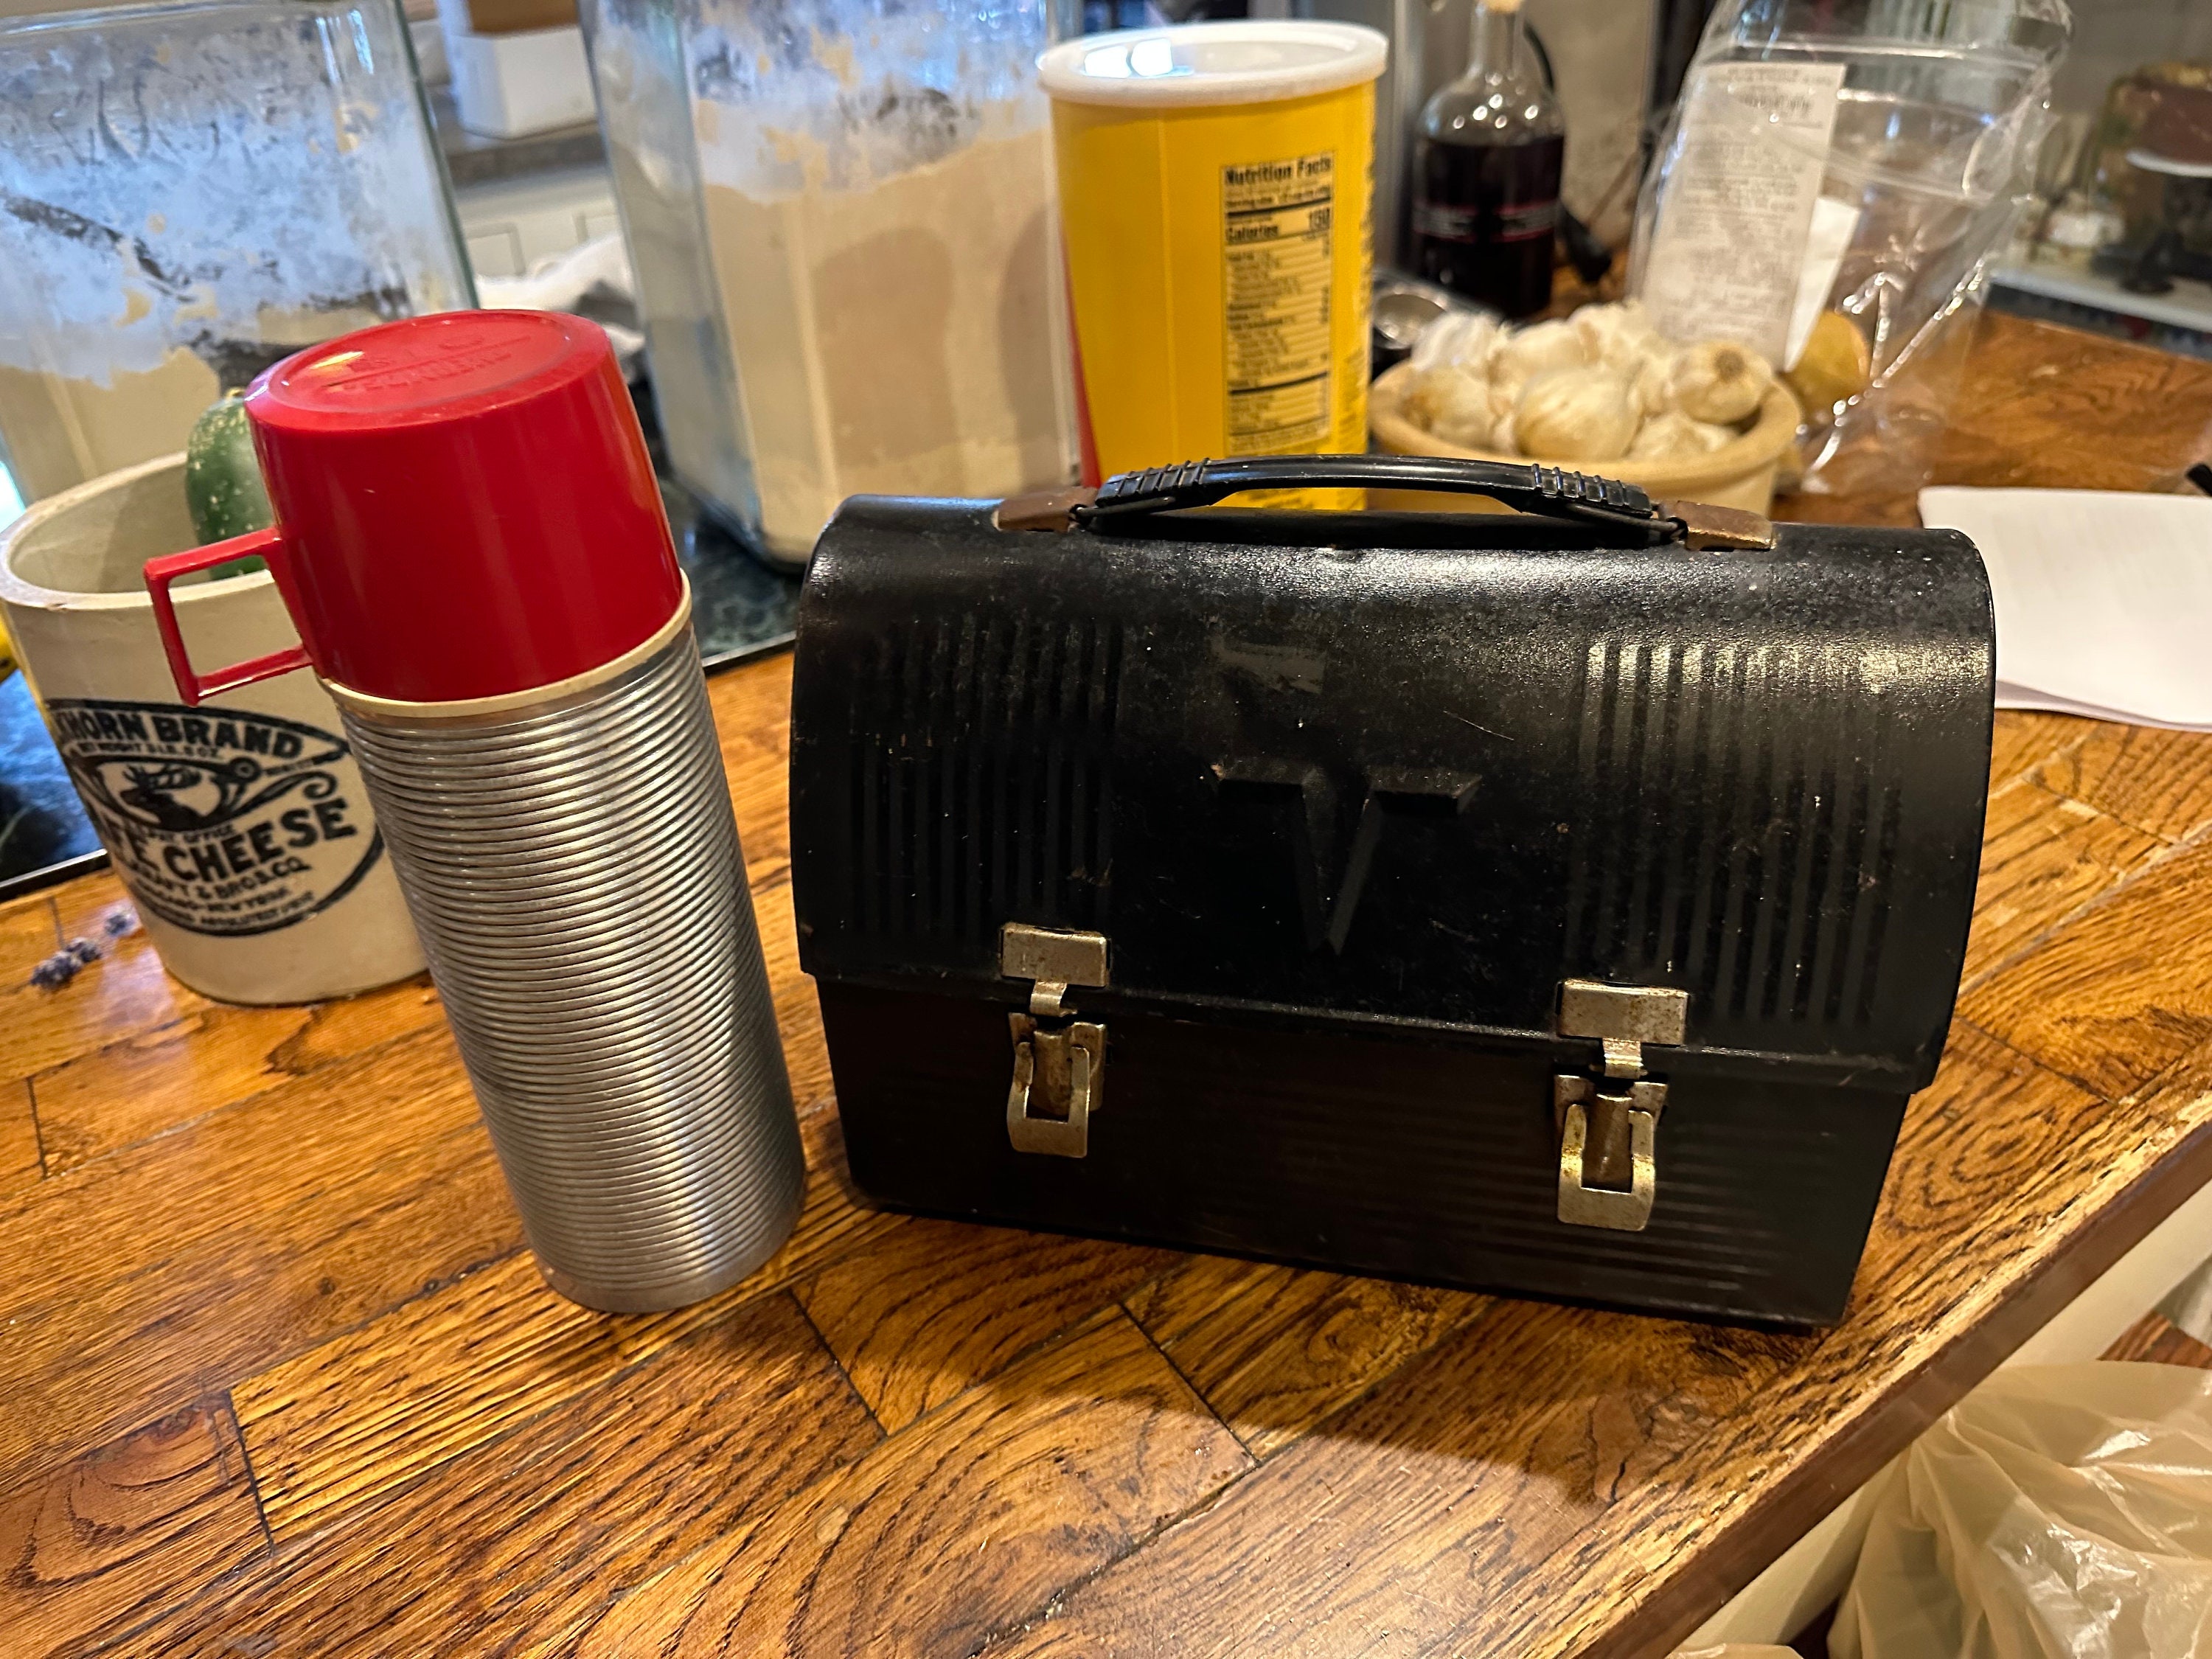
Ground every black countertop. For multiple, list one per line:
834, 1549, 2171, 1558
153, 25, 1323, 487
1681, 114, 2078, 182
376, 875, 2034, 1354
0, 475, 798, 902
0, 669, 102, 900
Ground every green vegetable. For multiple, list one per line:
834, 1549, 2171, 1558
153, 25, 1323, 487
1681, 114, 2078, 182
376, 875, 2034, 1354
183, 393, 272, 576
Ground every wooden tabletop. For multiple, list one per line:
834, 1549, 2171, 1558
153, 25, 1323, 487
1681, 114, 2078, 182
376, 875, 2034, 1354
7, 311, 2212, 1659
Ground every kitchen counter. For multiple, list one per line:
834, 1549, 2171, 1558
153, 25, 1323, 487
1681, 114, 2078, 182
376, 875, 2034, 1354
7, 312, 2212, 1658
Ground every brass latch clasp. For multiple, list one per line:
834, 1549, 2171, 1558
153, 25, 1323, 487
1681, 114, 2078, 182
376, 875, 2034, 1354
1001, 924, 1109, 1158
1554, 981, 1689, 1231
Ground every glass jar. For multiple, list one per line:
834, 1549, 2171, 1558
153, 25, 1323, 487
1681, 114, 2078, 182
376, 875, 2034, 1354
1413, 0, 1567, 319
582, 0, 756, 547
582, 0, 1078, 566
0, 0, 471, 504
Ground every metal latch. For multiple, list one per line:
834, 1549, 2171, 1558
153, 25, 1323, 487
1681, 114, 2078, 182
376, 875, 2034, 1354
1553, 981, 1689, 1231
1001, 923, 1108, 1158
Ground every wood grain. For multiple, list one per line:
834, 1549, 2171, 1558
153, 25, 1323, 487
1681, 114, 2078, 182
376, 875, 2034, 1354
29, 975, 444, 1174
0, 1026, 518, 1495
987, 1026, 2208, 1659
0, 888, 59, 951
716, 662, 830, 1109
568, 1309, 1252, 1659
0, 893, 60, 1190
0, 883, 60, 931
794, 1217, 1178, 1432
1778, 314, 2212, 527
1938, 335, 2212, 498
996, 1293, 1772, 1659
1961, 833, 2212, 1097
2037, 725, 2212, 844
1961, 777, 2164, 985
1, 1079, 38, 1194
0, 1400, 266, 1659
115, 1293, 877, 1658
10, 877, 211, 1085
0, 892, 64, 1082
2104, 1311, 2212, 1368
1986, 711, 2085, 795
712, 647, 796, 886
232, 1100, 896, 1545
756, 877, 832, 1113
1124, 1257, 1485, 1458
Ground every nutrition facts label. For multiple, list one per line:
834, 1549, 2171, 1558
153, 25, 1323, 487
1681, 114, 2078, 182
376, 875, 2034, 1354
1221, 150, 1335, 456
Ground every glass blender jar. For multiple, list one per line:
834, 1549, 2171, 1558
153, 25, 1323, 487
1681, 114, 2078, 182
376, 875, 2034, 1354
582, 0, 1078, 566
0, 0, 472, 503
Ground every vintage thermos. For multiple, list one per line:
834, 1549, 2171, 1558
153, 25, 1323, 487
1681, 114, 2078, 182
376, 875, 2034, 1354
143, 310, 804, 1313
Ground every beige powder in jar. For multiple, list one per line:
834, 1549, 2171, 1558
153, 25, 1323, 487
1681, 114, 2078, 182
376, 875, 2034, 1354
698, 108, 1075, 562
0, 302, 411, 503
0, 347, 219, 500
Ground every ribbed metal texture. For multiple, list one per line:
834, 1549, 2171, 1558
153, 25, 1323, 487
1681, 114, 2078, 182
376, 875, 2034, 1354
1562, 636, 1901, 1029
841, 611, 1122, 944
339, 627, 802, 1312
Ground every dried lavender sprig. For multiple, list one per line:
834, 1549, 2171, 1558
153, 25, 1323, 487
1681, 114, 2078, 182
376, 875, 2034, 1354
27, 903, 142, 990
28, 937, 100, 990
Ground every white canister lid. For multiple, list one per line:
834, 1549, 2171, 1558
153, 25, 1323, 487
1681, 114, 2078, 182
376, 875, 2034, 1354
1037, 21, 1388, 110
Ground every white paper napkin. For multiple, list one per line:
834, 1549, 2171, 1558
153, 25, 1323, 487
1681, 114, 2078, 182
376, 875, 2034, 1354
1918, 486, 2212, 730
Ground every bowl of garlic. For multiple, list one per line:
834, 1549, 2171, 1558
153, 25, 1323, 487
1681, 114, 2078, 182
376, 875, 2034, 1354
1370, 299, 1802, 515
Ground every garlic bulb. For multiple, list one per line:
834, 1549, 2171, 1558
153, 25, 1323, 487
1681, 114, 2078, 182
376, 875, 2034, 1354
1572, 299, 1662, 375
1630, 347, 1677, 420
1514, 364, 1637, 462
1411, 309, 1503, 378
1393, 303, 1777, 465
1669, 341, 1773, 425
1401, 366, 1500, 450
1627, 411, 1733, 461
1613, 297, 1659, 340
1490, 318, 1586, 396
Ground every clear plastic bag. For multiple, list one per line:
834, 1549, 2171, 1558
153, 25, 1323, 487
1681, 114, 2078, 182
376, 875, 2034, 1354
1831, 1364, 2212, 1658
1627, 0, 2071, 497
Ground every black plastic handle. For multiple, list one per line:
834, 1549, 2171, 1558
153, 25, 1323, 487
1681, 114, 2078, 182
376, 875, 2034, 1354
1079, 454, 1662, 535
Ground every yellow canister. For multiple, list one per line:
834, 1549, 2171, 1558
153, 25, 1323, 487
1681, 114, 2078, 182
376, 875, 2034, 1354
1040, 23, 1388, 508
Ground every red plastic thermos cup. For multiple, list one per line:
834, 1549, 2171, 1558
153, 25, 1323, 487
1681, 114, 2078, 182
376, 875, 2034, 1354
145, 311, 803, 1312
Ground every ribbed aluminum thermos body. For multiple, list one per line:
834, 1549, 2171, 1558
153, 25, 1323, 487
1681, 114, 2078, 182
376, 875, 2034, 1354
144, 311, 804, 1312
330, 601, 801, 1310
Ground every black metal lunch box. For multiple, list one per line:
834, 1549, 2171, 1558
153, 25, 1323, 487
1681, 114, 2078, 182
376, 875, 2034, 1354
787, 456, 1995, 1329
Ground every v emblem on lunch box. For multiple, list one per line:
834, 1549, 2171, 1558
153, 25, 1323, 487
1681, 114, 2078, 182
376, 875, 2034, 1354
1214, 759, 1479, 953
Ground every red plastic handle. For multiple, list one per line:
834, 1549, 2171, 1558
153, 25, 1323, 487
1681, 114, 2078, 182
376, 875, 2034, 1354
143, 529, 307, 707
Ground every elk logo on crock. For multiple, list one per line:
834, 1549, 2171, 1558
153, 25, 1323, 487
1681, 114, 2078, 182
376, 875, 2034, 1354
46, 698, 385, 937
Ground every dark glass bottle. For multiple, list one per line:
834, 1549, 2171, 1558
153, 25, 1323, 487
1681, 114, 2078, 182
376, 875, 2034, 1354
1411, 0, 1567, 319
